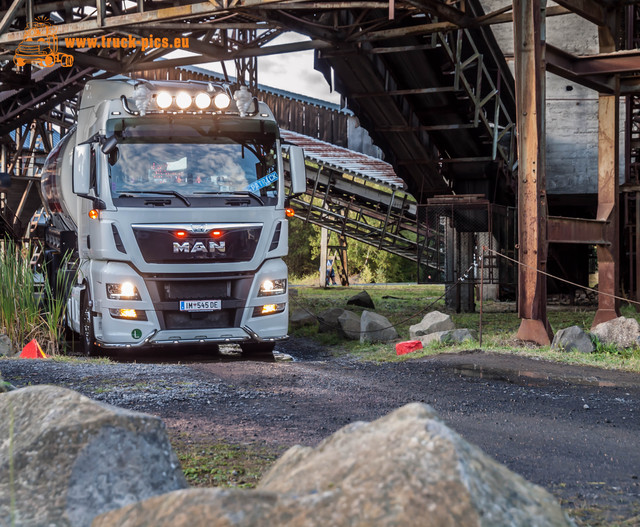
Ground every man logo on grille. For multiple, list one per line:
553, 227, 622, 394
173, 241, 226, 254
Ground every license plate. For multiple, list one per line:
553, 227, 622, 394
179, 299, 221, 312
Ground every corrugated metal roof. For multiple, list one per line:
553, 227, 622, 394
280, 129, 406, 191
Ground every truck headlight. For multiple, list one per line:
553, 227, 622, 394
106, 282, 141, 300
258, 278, 286, 297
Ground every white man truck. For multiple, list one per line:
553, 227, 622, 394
39, 78, 306, 354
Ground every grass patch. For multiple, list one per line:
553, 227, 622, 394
170, 433, 283, 489
289, 283, 640, 372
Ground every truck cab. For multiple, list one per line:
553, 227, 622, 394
40, 78, 306, 354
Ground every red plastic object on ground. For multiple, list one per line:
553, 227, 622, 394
395, 340, 423, 356
20, 339, 48, 359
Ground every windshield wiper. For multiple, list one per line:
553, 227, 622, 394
193, 190, 264, 205
117, 190, 191, 207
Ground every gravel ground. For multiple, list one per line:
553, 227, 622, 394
2, 338, 640, 524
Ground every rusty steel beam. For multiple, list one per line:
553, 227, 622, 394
546, 44, 617, 93
592, 93, 621, 328
552, 0, 610, 27
513, 0, 552, 345
547, 44, 640, 77
0, 0, 308, 44
547, 216, 607, 244
403, 0, 473, 26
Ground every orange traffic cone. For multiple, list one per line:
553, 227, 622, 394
20, 339, 48, 359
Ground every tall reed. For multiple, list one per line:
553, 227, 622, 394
0, 238, 75, 355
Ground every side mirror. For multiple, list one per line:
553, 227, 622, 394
101, 135, 118, 154
73, 144, 91, 195
289, 146, 306, 196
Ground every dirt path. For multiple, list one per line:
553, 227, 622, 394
1, 340, 639, 524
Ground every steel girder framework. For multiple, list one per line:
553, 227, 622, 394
0, 1, 638, 333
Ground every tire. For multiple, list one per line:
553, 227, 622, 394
240, 341, 275, 356
80, 290, 97, 356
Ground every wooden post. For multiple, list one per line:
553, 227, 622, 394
513, 0, 552, 344
319, 227, 328, 288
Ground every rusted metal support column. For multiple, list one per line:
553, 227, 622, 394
592, 93, 621, 327
513, 0, 552, 344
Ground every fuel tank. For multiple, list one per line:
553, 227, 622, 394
40, 128, 78, 231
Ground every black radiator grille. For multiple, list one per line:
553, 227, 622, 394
160, 280, 229, 301
165, 310, 234, 330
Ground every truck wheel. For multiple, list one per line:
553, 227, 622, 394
81, 291, 96, 356
240, 341, 275, 356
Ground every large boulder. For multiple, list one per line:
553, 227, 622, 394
592, 316, 640, 349
93, 404, 572, 527
92, 488, 282, 527
337, 310, 361, 340
259, 403, 571, 526
409, 311, 455, 339
289, 309, 317, 329
551, 326, 594, 354
317, 308, 347, 334
360, 310, 398, 343
0, 385, 187, 527
346, 290, 375, 309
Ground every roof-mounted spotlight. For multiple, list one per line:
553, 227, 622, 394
214, 92, 231, 110
176, 91, 192, 110
156, 91, 172, 109
195, 92, 211, 109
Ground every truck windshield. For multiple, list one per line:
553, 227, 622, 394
107, 121, 278, 205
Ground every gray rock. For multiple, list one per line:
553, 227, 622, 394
346, 290, 375, 309
337, 310, 361, 340
0, 334, 12, 356
360, 310, 398, 343
418, 330, 451, 347
289, 309, 317, 329
259, 403, 572, 527
317, 308, 347, 333
94, 404, 572, 527
419, 328, 477, 347
446, 328, 478, 343
93, 488, 282, 527
0, 385, 187, 527
273, 351, 294, 362
592, 316, 640, 349
409, 310, 455, 339
0, 377, 16, 393
551, 326, 594, 354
